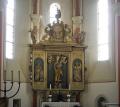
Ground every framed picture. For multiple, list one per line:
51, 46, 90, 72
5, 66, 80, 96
70, 49, 85, 90
47, 52, 70, 89
34, 57, 44, 82
72, 58, 82, 82
13, 99, 21, 107
32, 51, 46, 90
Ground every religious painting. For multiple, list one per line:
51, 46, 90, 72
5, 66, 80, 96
32, 51, 46, 90
72, 58, 82, 82
70, 50, 85, 90
34, 57, 44, 82
47, 53, 69, 89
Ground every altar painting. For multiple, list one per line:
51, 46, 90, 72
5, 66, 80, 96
47, 53, 69, 89
72, 58, 82, 82
34, 58, 44, 82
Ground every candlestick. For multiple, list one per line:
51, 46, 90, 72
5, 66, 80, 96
11, 70, 13, 82
18, 71, 20, 82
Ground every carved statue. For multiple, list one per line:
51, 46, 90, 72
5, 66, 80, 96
34, 63, 44, 81
73, 61, 82, 82
42, 9, 72, 43
73, 27, 85, 44
31, 26, 37, 44
54, 56, 63, 83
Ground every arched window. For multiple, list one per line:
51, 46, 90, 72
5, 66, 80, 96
5, 0, 15, 59
50, 3, 61, 24
97, 0, 109, 61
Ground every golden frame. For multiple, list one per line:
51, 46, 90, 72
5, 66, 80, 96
47, 52, 70, 90
32, 51, 47, 90
31, 44, 86, 91
70, 49, 85, 90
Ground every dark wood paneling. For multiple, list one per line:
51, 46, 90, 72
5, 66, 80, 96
33, 91, 37, 107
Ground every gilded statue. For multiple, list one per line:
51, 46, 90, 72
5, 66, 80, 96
34, 63, 44, 82
73, 61, 82, 82
54, 56, 63, 83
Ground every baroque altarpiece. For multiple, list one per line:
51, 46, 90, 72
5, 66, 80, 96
29, 20, 87, 92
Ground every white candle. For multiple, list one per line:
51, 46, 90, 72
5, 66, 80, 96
50, 84, 51, 90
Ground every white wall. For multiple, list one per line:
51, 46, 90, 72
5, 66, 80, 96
81, 0, 119, 107
7, 83, 33, 107
6, 0, 31, 82
2, 0, 33, 107
83, 0, 116, 82
81, 82, 118, 107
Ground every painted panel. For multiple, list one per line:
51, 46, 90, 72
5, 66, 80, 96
47, 52, 69, 89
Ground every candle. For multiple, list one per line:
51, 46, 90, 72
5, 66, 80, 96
11, 70, 13, 81
50, 83, 51, 90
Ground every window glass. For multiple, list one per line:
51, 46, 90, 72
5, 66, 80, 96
50, 3, 61, 23
5, 0, 15, 59
97, 0, 109, 61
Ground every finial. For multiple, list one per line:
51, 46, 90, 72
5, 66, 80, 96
55, 8, 61, 22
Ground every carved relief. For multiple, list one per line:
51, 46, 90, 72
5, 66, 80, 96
44, 21, 71, 43
47, 53, 69, 89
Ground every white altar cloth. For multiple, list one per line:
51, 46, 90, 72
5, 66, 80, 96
42, 102, 80, 107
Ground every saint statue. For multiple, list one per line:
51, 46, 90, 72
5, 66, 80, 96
54, 56, 63, 88
73, 61, 82, 82
31, 26, 37, 44
34, 63, 44, 82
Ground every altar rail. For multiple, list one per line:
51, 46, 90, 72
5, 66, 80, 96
42, 102, 80, 107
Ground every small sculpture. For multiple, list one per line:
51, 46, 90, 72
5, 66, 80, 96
44, 24, 53, 37
73, 27, 85, 44
55, 8, 61, 22
54, 56, 63, 88
31, 26, 37, 44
